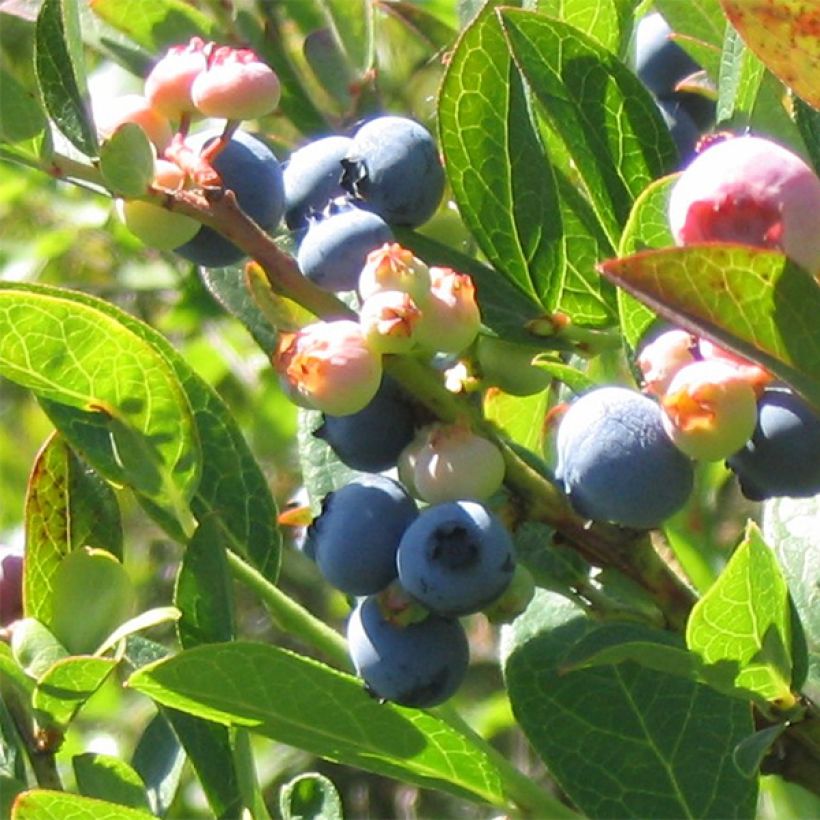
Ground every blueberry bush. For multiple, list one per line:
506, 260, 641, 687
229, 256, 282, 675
1, 1, 819, 818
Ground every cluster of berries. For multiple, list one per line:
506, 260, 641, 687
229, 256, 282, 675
556, 133, 820, 528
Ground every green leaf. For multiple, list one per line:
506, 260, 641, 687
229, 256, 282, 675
503, 590, 758, 818
529, 0, 634, 55
499, 8, 678, 245
124, 637, 244, 818
0, 642, 34, 700
686, 522, 794, 705
320, 0, 375, 74
732, 723, 789, 779
394, 229, 549, 341
128, 641, 509, 808
131, 713, 185, 817
2, 281, 280, 579
484, 389, 549, 454
88, 0, 216, 52
719, 0, 820, 110
303, 28, 355, 111
598, 246, 820, 413
615, 174, 676, 347
0, 69, 47, 144
763, 496, 820, 703
24, 433, 122, 626
0, 284, 200, 537
33, 655, 117, 728
199, 265, 279, 355
99, 124, 154, 198
175, 520, 235, 649
34, 0, 97, 156
95, 607, 181, 657
377, 1, 457, 52
794, 98, 820, 175
531, 357, 596, 393
438, 5, 566, 311
11, 789, 153, 820
279, 772, 343, 820
73, 753, 151, 812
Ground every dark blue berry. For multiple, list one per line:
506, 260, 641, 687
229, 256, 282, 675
297, 205, 393, 292
315, 376, 418, 472
635, 13, 700, 99
175, 128, 285, 268
347, 595, 469, 707
555, 387, 694, 529
727, 388, 820, 500
396, 501, 515, 617
306, 475, 417, 595
341, 115, 445, 227
656, 97, 699, 162
283, 135, 352, 231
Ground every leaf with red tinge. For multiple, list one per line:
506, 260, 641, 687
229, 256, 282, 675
719, 0, 820, 109
598, 244, 820, 412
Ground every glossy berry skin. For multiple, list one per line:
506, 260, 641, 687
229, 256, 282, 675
396, 501, 515, 617
315, 375, 418, 473
297, 207, 393, 292
307, 475, 417, 595
283, 136, 352, 230
555, 387, 694, 529
341, 115, 445, 227
347, 595, 469, 707
175, 128, 285, 267
668, 135, 820, 276
727, 388, 820, 500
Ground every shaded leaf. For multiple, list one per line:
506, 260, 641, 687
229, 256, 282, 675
438, 5, 566, 311
280, 772, 343, 820
0, 284, 200, 537
131, 712, 186, 817
503, 590, 758, 818
34, 0, 97, 156
599, 245, 820, 412
99, 123, 154, 198
33, 655, 117, 728
88, 0, 216, 52
376, 1, 456, 52
73, 753, 151, 812
654, 0, 726, 77
686, 522, 794, 705
95, 607, 181, 657
11, 789, 153, 820
320, 0, 375, 74
128, 641, 510, 808
733, 724, 789, 778
719, 0, 820, 110
531, 358, 596, 393
0, 68, 47, 144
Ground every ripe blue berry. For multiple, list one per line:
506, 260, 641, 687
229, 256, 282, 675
306, 475, 417, 595
0, 546, 23, 626
315, 375, 418, 473
347, 595, 469, 707
555, 387, 694, 529
635, 13, 700, 99
341, 115, 445, 227
283, 135, 352, 230
727, 388, 820, 500
297, 205, 393, 292
175, 128, 285, 267
396, 501, 515, 617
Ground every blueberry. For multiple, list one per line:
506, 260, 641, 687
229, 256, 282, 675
555, 387, 694, 529
396, 501, 515, 617
727, 388, 820, 500
297, 205, 393, 292
175, 128, 285, 267
656, 97, 699, 162
347, 595, 469, 707
635, 13, 700, 99
283, 135, 352, 230
315, 375, 418, 473
341, 115, 445, 227
307, 475, 417, 595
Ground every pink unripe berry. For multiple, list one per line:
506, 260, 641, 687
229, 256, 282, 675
637, 329, 696, 396
145, 37, 209, 119
697, 338, 773, 393
191, 46, 280, 120
669, 135, 820, 276
95, 94, 173, 151
415, 267, 481, 355
409, 423, 506, 504
358, 243, 432, 305
359, 290, 422, 354
274, 320, 382, 416
661, 360, 758, 461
